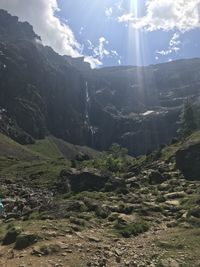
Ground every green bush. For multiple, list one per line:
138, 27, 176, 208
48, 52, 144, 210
81, 143, 132, 174
69, 217, 86, 227
114, 220, 149, 238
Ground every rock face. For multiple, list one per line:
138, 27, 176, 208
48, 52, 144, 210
176, 142, 200, 180
1, 10, 200, 155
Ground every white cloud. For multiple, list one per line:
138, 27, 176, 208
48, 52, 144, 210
0, 0, 82, 57
84, 56, 102, 69
0, 0, 104, 68
105, 7, 113, 17
94, 37, 110, 60
156, 33, 181, 57
85, 37, 120, 65
118, 0, 200, 32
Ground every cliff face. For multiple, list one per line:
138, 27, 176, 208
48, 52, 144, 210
0, 9, 200, 155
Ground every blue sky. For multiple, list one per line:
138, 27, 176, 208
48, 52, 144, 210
57, 0, 200, 67
1, 0, 200, 68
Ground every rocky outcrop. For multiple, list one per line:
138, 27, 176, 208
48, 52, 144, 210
176, 142, 200, 180
56, 169, 109, 193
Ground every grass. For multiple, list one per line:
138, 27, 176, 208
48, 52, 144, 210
155, 228, 200, 267
161, 130, 200, 161
26, 136, 64, 159
180, 193, 200, 210
0, 133, 71, 187
0, 158, 70, 186
64, 191, 110, 201
114, 220, 149, 238
0, 133, 42, 160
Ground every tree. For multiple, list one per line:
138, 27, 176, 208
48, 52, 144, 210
177, 98, 197, 138
108, 143, 128, 159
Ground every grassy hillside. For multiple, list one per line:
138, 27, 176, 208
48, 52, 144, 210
0, 133, 41, 160
0, 134, 69, 187
52, 136, 100, 160
161, 130, 200, 161
26, 137, 64, 159
0, 133, 100, 187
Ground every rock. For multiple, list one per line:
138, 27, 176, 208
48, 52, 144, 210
88, 236, 101, 243
14, 232, 39, 250
159, 258, 180, 267
117, 214, 137, 224
149, 171, 166, 184
176, 142, 200, 180
164, 192, 186, 199
56, 168, 109, 193
105, 177, 127, 192
2, 227, 21, 245
189, 207, 200, 218
32, 244, 61, 256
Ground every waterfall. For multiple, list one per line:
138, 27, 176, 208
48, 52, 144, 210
85, 81, 96, 146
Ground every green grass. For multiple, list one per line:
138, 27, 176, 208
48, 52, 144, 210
0, 133, 42, 160
0, 133, 71, 187
161, 130, 200, 161
114, 220, 149, 238
156, 228, 200, 267
26, 137, 64, 159
0, 158, 70, 186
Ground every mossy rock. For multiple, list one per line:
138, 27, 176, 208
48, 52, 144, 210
14, 232, 39, 250
2, 227, 21, 245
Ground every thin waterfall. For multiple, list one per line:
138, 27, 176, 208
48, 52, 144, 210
85, 81, 96, 146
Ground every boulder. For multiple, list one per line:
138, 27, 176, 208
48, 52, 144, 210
56, 168, 109, 193
176, 142, 200, 180
14, 232, 39, 250
2, 227, 21, 245
189, 207, 200, 218
149, 170, 166, 184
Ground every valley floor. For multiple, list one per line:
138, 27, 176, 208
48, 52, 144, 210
0, 219, 200, 267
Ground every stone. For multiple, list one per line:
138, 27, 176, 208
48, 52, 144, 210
176, 142, 200, 180
88, 236, 101, 243
164, 192, 186, 199
189, 207, 200, 218
149, 171, 166, 184
56, 168, 109, 193
14, 232, 39, 250
2, 227, 21, 245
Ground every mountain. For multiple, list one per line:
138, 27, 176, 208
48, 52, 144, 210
0, 9, 200, 155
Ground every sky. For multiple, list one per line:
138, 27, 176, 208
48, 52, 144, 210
0, 0, 200, 68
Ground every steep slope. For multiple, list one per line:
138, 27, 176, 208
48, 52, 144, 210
0, 9, 91, 146
0, 9, 200, 155
0, 132, 100, 189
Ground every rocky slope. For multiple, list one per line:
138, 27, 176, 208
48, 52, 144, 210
1, 10, 200, 155
0, 131, 200, 266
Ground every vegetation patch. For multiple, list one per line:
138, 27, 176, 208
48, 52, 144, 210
114, 220, 149, 238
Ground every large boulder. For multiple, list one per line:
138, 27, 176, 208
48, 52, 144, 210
176, 142, 200, 180
2, 227, 21, 245
56, 168, 109, 193
149, 170, 166, 184
14, 232, 39, 250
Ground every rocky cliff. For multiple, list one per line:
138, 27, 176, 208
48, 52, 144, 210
0, 9, 200, 155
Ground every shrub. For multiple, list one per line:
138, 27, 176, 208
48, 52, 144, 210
114, 220, 149, 238
69, 217, 86, 227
